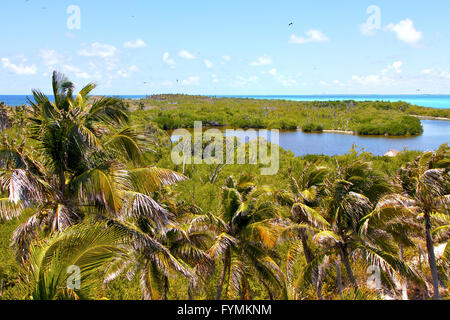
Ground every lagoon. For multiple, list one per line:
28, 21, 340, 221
172, 120, 449, 157
270, 120, 449, 156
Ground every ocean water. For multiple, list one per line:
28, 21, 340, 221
1, 94, 450, 109
0, 95, 146, 106
217, 95, 450, 109
2, 94, 448, 155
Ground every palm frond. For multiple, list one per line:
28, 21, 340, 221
0, 197, 23, 220
291, 202, 329, 228
27, 222, 126, 300
128, 167, 187, 194
207, 233, 236, 259
356, 243, 425, 287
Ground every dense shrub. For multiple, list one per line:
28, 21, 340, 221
302, 123, 324, 133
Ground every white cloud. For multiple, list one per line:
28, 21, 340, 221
222, 55, 231, 62
439, 71, 450, 79
351, 61, 406, 86
75, 72, 91, 79
249, 56, 272, 67
117, 65, 139, 78
233, 75, 259, 86
290, 30, 329, 44
351, 74, 382, 85
1, 57, 37, 75
381, 61, 403, 75
386, 19, 423, 45
40, 50, 64, 66
160, 80, 173, 86
281, 77, 297, 87
268, 68, 277, 76
162, 52, 176, 68
182, 76, 200, 85
62, 65, 81, 73
360, 23, 377, 37
78, 42, 117, 58
204, 59, 213, 68
179, 50, 196, 60
419, 68, 450, 79
61, 65, 92, 79
123, 38, 147, 49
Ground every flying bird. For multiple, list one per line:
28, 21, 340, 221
289, 22, 293, 26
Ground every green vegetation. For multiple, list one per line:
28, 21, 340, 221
357, 115, 423, 136
0, 73, 449, 301
301, 123, 324, 133
125, 94, 449, 136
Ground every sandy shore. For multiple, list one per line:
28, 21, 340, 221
322, 129, 355, 135
410, 115, 450, 121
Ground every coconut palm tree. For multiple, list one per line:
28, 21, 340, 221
275, 162, 329, 299
393, 146, 449, 299
360, 194, 425, 298
0, 71, 188, 281
190, 174, 287, 300
304, 159, 422, 295
24, 222, 126, 300
432, 213, 449, 277
103, 194, 211, 300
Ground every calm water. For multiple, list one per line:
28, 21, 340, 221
266, 120, 449, 156
172, 120, 449, 156
2, 95, 449, 156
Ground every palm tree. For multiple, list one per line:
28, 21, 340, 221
103, 194, 211, 300
0, 72, 188, 285
432, 213, 449, 276
307, 159, 422, 295
360, 194, 425, 298
275, 162, 329, 299
24, 222, 126, 300
394, 146, 449, 299
190, 175, 287, 300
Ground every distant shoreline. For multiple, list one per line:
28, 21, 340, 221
410, 115, 450, 121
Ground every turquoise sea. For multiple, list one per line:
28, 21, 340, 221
2, 94, 450, 109
217, 95, 450, 109
2, 94, 448, 156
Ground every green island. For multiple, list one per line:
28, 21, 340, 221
0, 73, 449, 301
125, 94, 450, 136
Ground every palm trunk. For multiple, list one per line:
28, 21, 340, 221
216, 249, 230, 300
300, 230, 314, 263
187, 282, 193, 300
336, 260, 343, 299
399, 244, 408, 300
424, 212, 441, 300
340, 244, 358, 290
300, 230, 323, 300
163, 276, 169, 300
260, 278, 274, 300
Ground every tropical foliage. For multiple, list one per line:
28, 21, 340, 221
0, 74, 448, 300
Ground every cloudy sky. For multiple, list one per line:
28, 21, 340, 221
1, 0, 450, 95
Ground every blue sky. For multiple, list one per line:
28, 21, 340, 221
1, 0, 450, 95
